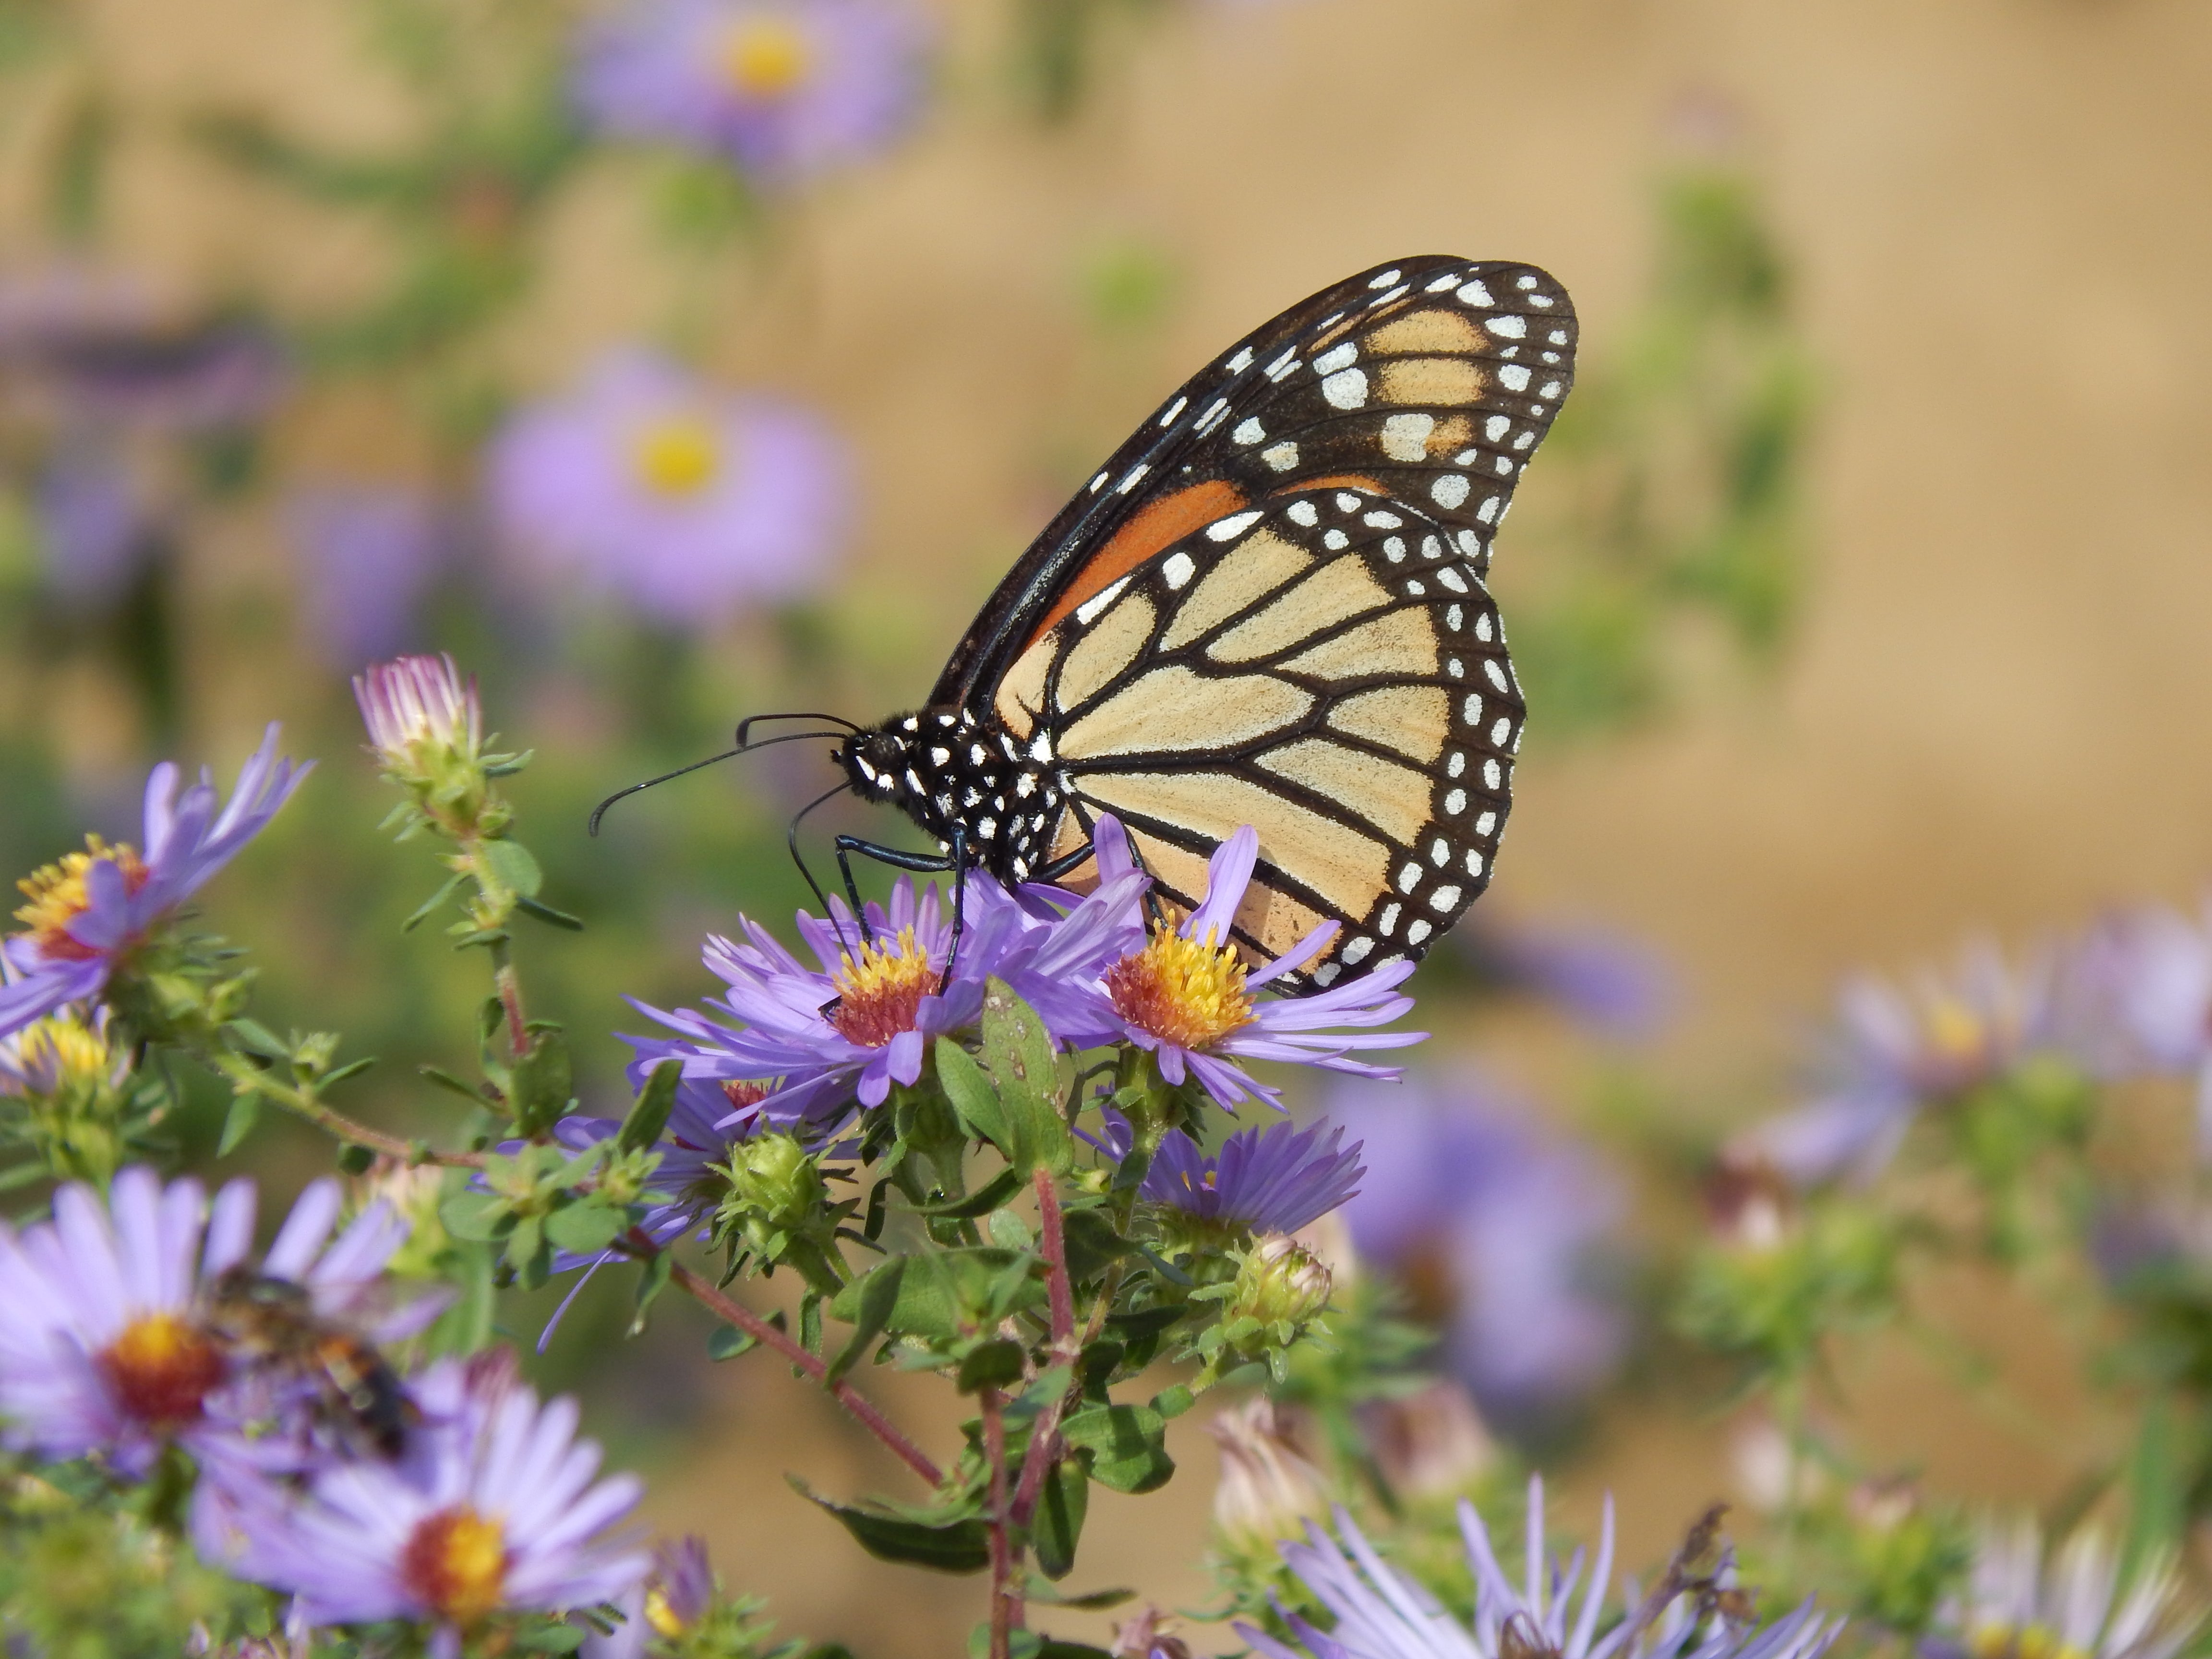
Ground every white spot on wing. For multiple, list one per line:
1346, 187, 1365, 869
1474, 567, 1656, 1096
1261, 442, 1300, 472
1232, 417, 1266, 445
1428, 884, 1462, 912
1381, 412, 1435, 462
1487, 315, 1528, 338
1163, 551, 1195, 589
1322, 368, 1369, 409
1206, 511, 1263, 542
1076, 576, 1131, 625
1314, 342, 1359, 374
1160, 396, 1188, 426
1226, 347, 1254, 373
1368, 268, 1403, 288
1431, 474, 1471, 509
1483, 658, 1510, 692
1457, 280, 1495, 307
1498, 364, 1532, 393
1115, 463, 1151, 494
1286, 500, 1319, 527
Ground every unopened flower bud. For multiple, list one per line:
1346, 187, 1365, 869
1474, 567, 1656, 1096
1704, 1153, 1796, 1251
1233, 1232, 1333, 1332
644, 1535, 715, 1636
1208, 1396, 1329, 1552
721, 1133, 825, 1239
1112, 1604, 1195, 1659
1, 1007, 131, 1184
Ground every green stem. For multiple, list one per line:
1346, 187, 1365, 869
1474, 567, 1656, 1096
215, 1054, 483, 1168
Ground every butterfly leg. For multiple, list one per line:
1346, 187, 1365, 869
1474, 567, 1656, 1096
832, 831, 973, 985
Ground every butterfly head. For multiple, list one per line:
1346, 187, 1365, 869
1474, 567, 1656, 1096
841, 708, 1067, 884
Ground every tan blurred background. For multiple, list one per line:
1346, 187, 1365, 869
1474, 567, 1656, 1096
9, 0, 2212, 1648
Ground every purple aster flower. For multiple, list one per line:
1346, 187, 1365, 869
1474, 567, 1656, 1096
573, 0, 928, 183
1732, 943, 2062, 1188
1333, 1074, 1625, 1426
627, 851, 1143, 1123
1143, 1118, 1364, 1241
289, 485, 447, 668
36, 444, 160, 608
1087, 826, 1425, 1112
0, 724, 310, 1038
33, 317, 287, 431
1241, 1478, 1845, 1659
0, 1168, 425, 1475
196, 1351, 649, 1656
486, 349, 848, 632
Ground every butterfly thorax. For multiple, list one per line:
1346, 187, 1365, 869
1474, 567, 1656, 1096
840, 707, 1068, 885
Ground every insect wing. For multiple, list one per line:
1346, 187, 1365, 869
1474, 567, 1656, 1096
931, 255, 1575, 713
1001, 486, 1520, 991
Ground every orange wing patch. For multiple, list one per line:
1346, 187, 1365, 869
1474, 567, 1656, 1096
1026, 479, 1247, 650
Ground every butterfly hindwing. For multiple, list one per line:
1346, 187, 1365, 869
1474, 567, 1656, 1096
997, 487, 1521, 990
931, 256, 1576, 712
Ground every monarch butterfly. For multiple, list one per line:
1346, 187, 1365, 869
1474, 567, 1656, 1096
602, 256, 1575, 994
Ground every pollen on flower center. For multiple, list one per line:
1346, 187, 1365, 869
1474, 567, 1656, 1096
828, 927, 938, 1048
97, 1311, 226, 1428
631, 416, 722, 497
1106, 928, 1254, 1051
719, 19, 812, 97
401, 1504, 509, 1625
14, 838, 149, 960
1969, 1623, 2080, 1659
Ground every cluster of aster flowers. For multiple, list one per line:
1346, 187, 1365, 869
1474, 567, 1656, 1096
0, 1168, 653, 1652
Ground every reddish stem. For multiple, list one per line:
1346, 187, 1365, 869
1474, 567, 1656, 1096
665, 1259, 944, 1487
983, 1385, 1020, 1659
493, 960, 528, 1058
1011, 1168, 1081, 1528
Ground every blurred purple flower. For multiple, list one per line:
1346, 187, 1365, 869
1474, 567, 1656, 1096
1925, 1516, 2200, 1659
1143, 1118, 1364, 1239
1, 725, 310, 1038
574, 0, 929, 182
1733, 943, 2063, 1188
0, 1168, 421, 1475
34, 318, 287, 430
2057, 902, 2212, 1153
1086, 827, 1424, 1113
486, 350, 849, 632
1332, 1074, 1625, 1426
35, 445, 160, 608
197, 1352, 649, 1655
290, 486, 447, 668
1243, 1477, 1842, 1659
1458, 912, 1673, 1041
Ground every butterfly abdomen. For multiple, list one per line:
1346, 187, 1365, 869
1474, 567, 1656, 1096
842, 708, 1068, 884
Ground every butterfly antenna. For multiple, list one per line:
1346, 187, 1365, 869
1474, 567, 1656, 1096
736, 710, 861, 746
586, 726, 849, 836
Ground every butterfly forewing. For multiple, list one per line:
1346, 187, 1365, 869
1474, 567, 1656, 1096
996, 487, 1521, 991
931, 256, 1576, 713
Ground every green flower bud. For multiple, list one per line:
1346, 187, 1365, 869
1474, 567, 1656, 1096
1232, 1233, 1333, 1331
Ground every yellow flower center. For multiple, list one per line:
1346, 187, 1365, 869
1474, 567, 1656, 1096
1106, 928, 1254, 1051
14, 838, 148, 961
829, 928, 939, 1048
719, 18, 813, 97
401, 1504, 508, 1626
10, 1012, 114, 1094
646, 1586, 688, 1638
97, 1311, 226, 1428
631, 416, 722, 498
1970, 1623, 2085, 1659
1923, 996, 1991, 1063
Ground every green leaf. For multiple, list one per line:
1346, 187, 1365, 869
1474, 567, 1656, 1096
629, 1247, 673, 1336
981, 981, 1071, 1175
480, 836, 544, 898
1061, 1403, 1174, 1494
937, 1037, 1012, 1155
516, 1622, 586, 1652
1150, 1382, 1196, 1420
708, 1324, 759, 1361
827, 1259, 904, 1387
790, 1479, 991, 1574
224, 1017, 289, 1059
402, 872, 466, 932
217, 1089, 262, 1156
1029, 1457, 1087, 1580
1025, 1585, 1132, 1613
321, 1055, 376, 1088
544, 1200, 626, 1256
514, 893, 585, 931
1061, 1209, 1133, 1283
956, 1337, 1027, 1394
830, 1248, 1043, 1340
916, 1166, 1025, 1220
419, 1065, 489, 1105
336, 1142, 375, 1176
440, 1190, 512, 1244
618, 1059, 681, 1154
509, 1026, 575, 1139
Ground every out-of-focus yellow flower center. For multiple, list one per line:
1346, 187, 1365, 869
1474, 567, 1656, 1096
719, 18, 812, 97
829, 928, 938, 1048
1970, 1623, 2083, 1659
646, 1586, 688, 1638
631, 416, 722, 498
14, 838, 148, 961
1106, 928, 1253, 1051
1923, 996, 1993, 1063
11, 1011, 114, 1094
401, 1504, 508, 1626
97, 1311, 226, 1427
